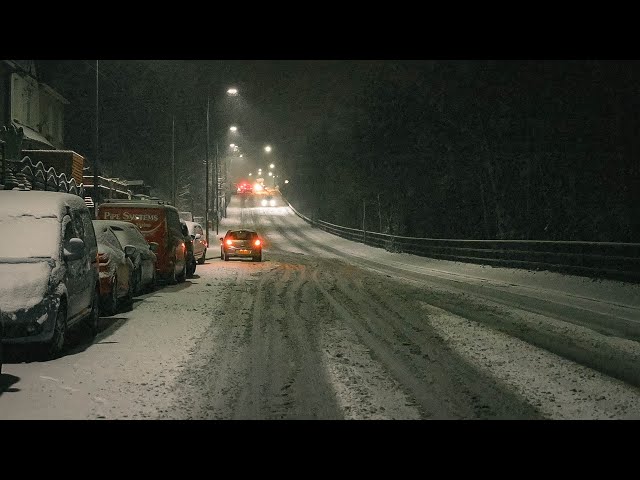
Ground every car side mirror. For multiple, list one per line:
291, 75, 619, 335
194, 233, 201, 240
124, 245, 137, 257
149, 242, 159, 253
64, 238, 85, 261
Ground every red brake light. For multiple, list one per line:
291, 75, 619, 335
254, 239, 261, 246
226, 239, 233, 246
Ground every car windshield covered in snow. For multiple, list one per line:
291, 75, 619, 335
110, 224, 147, 248
0, 215, 60, 259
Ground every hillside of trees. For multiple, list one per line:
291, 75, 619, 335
283, 61, 640, 242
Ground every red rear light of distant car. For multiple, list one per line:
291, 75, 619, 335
254, 239, 261, 246
226, 239, 233, 246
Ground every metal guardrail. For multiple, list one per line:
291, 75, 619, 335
283, 197, 640, 283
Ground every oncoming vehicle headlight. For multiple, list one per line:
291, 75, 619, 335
261, 199, 268, 206
269, 199, 276, 206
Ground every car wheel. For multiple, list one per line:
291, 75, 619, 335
198, 250, 206, 265
186, 258, 196, 278
84, 287, 100, 338
146, 269, 157, 293
123, 274, 134, 311
177, 261, 187, 283
46, 303, 67, 359
103, 276, 118, 316
253, 253, 262, 262
135, 268, 142, 296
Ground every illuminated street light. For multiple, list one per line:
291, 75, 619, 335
269, 163, 275, 169
249, 173, 252, 176
229, 144, 235, 148
227, 88, 238, 96
239, 154, 243, 157
285, 179, 289, 184
264, 145, 272, 153
268, 171, 272, 176
229, 126, 238, 132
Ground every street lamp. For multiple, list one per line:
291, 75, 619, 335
269, 163, 274, 169
229, 126, 238, 132
264, 145, 272, 153
206, 87, 239, 242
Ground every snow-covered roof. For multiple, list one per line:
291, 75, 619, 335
0, 191, 88, 220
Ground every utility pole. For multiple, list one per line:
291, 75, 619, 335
93, 59, 99, 217
214, 142, 219, 235
205, 97, 210, 245
171, 115, 175, 207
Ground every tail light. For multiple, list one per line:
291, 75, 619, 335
254, 239, 261, 246
226, 239, 233, 246
98, 252, 110, 263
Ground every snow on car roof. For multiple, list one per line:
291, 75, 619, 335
0, 190, 88, 220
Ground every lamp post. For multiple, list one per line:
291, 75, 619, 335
206, 87, 239, 241
206, 96, 210, 244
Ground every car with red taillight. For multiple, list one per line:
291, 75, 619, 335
220, 229, 262, 262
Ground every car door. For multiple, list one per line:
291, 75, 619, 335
72, 210, 94, 317
62, 216, 84, 319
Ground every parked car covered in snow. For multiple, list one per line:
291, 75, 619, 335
92, 221, 135, 315
185, 220, 207, 265
181, 220, 196, 278
94, 220, 157, 295
0, 191, 100, 358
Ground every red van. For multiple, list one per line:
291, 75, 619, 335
97, 200, 187, 284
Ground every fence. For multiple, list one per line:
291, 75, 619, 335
284, 197, 640, 283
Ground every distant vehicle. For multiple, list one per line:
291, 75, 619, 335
185, 221, 207, 264
237, 182, 253, 194
220, 229, 262, 262
179, 211, 194, 222
261, 195, 276, 207
95, 220, 158, 294
0, 191, 100, 358
93, 221, 135, 315
193, 216, 205, 225
181, 220, 197, 278
98, 200, 187, 284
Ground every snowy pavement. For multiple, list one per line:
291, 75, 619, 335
1, 192, 639, 419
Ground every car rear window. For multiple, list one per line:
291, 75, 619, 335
228, 231, 255, 240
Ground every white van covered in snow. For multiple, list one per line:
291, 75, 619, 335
0, 190, 100, 358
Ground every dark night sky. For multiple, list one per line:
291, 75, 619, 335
39, 60, 384, 189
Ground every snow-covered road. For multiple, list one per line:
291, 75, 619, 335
1, 192, 639, 419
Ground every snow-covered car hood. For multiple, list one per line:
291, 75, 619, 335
0, 260, 54, 314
